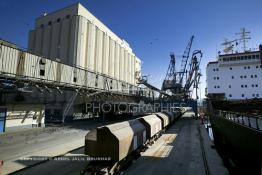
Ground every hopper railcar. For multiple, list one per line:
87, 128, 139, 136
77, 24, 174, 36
83, 107, 186, 174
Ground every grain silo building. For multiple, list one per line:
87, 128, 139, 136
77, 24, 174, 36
28, 3, 141, 85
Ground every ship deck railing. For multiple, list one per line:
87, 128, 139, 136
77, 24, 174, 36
217, 110, 262, 131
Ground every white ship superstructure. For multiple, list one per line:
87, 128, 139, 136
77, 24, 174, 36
206, 45, 262, 99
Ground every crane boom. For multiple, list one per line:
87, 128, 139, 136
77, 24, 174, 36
179, 36, 194, 85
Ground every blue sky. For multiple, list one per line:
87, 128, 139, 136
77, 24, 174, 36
1, 0, 262, 99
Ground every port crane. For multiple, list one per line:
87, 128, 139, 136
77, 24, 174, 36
139, 36, 202, 100
183, 50, 202, 99
160, 36, 194, 96
160, 36, 202, 99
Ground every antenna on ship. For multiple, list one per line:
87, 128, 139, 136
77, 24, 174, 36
236, 28, 251, 52
221, 38, 237, 54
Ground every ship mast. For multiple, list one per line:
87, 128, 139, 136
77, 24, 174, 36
236, 28, 251, 52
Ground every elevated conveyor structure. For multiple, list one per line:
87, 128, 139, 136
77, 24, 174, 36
0, 44, 153, 100
0, 43, 154, 121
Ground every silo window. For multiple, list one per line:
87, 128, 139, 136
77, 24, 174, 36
40, 58, 46, 65
66, 15, 70, 19
40, 70, 45, 76
95, 75, 98, 87
110, 80, 113, 89
48, 21, 52, 25
57, 18, 61, 22
73, 69, 77, 82
39, 58, 46, 76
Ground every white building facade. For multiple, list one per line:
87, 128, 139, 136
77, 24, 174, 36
206, 47, 262, 100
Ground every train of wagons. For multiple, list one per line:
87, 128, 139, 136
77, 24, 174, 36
83, 107, 190, 174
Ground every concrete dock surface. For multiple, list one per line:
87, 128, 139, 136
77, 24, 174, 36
1, 113, 229, 175
0, 120, 103, 174
13, 147, 86, 175
0, 117, 143, 174
124, 111, 228, 175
